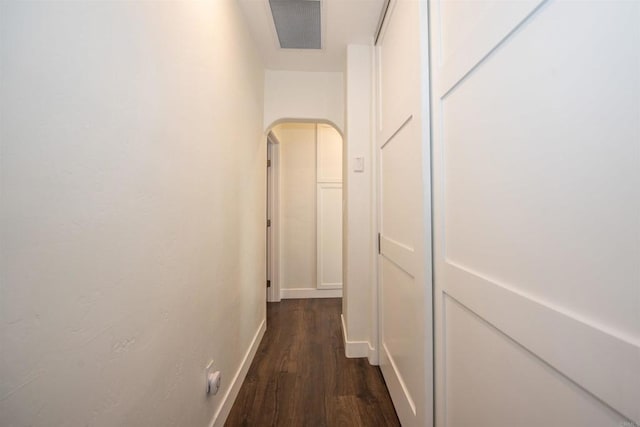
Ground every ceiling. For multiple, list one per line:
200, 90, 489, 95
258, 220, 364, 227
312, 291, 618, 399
238, 0, 385, 72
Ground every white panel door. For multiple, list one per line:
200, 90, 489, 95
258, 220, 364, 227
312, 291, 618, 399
430, 1, 640, 426
316, 124, 342, 290
377, 1, 432, 426
317, 183, 343, 289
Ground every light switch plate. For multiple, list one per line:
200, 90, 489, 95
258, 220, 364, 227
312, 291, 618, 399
354, 157, 364, 173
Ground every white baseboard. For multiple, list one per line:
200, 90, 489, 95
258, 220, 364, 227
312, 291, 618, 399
368, 342, 379, 365
317, 282, 343, 290
267, 287, 281, 302
210, 318, 266, 427
280, 288, 342, 299
340, 314, 371, 359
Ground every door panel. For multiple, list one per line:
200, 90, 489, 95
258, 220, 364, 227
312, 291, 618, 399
444, 295, 625, 427
381, 119, 419, 247
431, 0, 640, 425
377, 1, 433, 426
317, 183, 342, 289
380, 119, 422, 420
316, 124, 343, 290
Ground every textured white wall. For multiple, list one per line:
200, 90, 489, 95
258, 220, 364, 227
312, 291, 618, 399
264, 70, 345, 132
0, 1, 265, 426
277, 124, 318, 291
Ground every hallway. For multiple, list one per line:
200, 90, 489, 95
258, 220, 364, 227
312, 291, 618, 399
2, 1, 639, 425
226, 299, 399, 426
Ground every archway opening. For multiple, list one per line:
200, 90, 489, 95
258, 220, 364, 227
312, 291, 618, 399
265, 120, 344, 303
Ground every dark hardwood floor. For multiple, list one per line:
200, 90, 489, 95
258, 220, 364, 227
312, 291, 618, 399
225, 298, 400, 427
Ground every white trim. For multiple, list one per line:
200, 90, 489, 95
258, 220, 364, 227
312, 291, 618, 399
340, 314, 370, 359
280, 288, 342, 299
210, 318, 266, 427
370, 43, 380, 371
374, 0, 391, 45
374, 0, 398, 46
317, 283, 342, 290
267, 139, 281, 302
367, 342, 378, 366
267, 131, 281, 145
374, 41, 384, 391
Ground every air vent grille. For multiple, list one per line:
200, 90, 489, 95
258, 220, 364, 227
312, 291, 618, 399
269, 0, 322, 49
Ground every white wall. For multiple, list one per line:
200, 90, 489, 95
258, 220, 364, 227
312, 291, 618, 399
0, 2, 265, 426
264, 70, 345, 132
342, 45, 376, 361
316, 124, 343, 182
278, 124, 318, 292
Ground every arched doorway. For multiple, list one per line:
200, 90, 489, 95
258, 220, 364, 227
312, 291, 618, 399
265, 121, 344, 303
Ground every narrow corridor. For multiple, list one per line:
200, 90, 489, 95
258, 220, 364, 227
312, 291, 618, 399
226, 299, 399, 426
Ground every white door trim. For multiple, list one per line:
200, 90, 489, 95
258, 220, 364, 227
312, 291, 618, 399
267, 133, 281, 302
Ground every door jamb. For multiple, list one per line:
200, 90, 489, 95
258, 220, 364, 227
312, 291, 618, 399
267, 133, 281, 302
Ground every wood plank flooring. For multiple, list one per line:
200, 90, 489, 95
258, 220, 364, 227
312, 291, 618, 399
225, 298, 400, 427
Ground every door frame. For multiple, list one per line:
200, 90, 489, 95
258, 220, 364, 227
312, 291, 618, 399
267, 132, 281, 302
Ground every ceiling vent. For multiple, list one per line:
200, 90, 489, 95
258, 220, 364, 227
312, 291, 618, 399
269, 0, 322, 49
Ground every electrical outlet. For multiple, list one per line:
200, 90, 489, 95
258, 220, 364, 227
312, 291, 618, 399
205, 360, 221, 395
205, 360, 214, 394
207, 370, 221, 395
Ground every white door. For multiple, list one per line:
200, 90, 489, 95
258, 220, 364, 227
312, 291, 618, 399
430, 1, 640, 426
316, 124, 343, 290
316, 182, 343, 289
376, 1, 432, 426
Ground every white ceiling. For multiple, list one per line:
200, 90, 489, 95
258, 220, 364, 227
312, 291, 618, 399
238, 0, 385, 72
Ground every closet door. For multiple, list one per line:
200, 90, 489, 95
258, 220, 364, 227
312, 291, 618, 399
377, 1, 433, 425
316, 124, 343, 290
430, 1, 640, 425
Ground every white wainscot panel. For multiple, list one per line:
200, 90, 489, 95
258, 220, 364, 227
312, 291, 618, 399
443, 294, 629, 427
317, 183, 342, 289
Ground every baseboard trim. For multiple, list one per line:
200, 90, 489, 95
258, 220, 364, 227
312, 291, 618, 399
267, 289, 281, 303
210, 318, 266, 427
368, 342, 379, 365
280, 288, 342, 299
340, 314, 371, 359
317, 282, 343, 290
